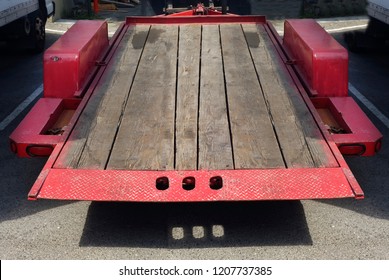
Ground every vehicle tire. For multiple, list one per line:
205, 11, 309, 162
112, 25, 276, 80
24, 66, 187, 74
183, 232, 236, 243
221, 0, 227, 14
344, 31, 361, 53
28, 10, 46, 53
366, 17, 389, 39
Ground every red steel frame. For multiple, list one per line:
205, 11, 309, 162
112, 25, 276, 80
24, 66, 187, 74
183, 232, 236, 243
33, 168, 356, 201
22, 14, 371, 202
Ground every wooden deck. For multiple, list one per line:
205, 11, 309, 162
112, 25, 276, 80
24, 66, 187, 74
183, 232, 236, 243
54, 23, 338, 171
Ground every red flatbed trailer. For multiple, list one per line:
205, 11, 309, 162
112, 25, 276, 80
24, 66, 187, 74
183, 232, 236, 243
10, 9, 382, 202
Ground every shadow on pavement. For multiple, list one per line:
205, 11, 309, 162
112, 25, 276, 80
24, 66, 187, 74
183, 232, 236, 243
79, 201, 312, 248
320, 145, 389, 220
0, 144, 73, 223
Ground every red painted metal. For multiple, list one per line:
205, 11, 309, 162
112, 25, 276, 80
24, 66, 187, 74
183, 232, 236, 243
283, 19, 348, 97
312, 97, 382, 156
164, 3, 226, 16
167, 9, 225, 17
206, 9, 225, 16
9, 98, 79, 157
93, 0, 99, 14
126, 15, 264, 25
44, 20, 109, 99
31, 168, 356, 201
194, 3, 206, 15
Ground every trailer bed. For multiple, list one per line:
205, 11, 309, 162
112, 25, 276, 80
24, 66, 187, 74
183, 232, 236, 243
28, 18, 364, 201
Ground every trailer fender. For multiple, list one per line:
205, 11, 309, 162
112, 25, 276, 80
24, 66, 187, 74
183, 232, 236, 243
44, 20, 109, 99
283, 19, 348, 98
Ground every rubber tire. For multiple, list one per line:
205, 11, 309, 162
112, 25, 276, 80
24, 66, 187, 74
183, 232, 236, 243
344, 32, 361, 53
29, 10, 46, 53
221, 0, 227, 14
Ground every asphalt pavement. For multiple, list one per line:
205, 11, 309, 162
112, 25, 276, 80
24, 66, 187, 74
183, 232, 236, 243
0, 1, 388, 260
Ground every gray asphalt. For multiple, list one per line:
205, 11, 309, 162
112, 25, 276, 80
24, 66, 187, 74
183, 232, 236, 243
0, 1, 388, 260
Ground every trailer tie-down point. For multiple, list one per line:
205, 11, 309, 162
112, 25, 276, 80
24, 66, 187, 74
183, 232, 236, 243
183, 177, 196, 191
210, 176, 223, 190
156, 176, 224, 191
156, 177, 169, 190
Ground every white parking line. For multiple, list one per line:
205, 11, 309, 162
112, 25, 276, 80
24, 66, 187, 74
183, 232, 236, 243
275, 23, 368, 36
46, 28, 116, 36
0, 84, 43, 131
325, 24, 368, 33
349, 83, 389, 129
45, 28, 66, 35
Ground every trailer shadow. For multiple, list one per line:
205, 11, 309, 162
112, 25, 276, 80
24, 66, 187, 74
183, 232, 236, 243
0, 129, 73, 223
320, 147, 389, 220
79, 200, 312, 248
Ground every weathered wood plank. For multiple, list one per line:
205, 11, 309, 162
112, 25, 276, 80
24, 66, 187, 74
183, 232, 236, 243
241, 24, 314, 168
55, 25, 149, 169
175, 25, 201, 170
107, 25, 178, 170
220, 24, 285, 169
77, 25, 151, 169
243, 24, 338, 168
198, 25, 234, 170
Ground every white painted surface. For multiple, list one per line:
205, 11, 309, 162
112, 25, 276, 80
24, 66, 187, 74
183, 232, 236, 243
0, 84, 43, 131
349, 83, 389, 129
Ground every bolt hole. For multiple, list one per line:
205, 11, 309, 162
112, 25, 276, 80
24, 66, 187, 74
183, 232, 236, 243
156, 177, 169, 190
210, 176, 223, 190
182, 177, 195, 191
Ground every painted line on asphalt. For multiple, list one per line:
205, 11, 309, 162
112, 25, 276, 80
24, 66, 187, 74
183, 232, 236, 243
325, 24, 368, 33
46, 28, 66, 34
46, 28, 116, 36
275, 24, 368, 36
349, 83, 389, 129
0, 84, 43, 131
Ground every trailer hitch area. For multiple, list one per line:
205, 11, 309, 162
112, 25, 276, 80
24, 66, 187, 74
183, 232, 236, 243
194, 3, 206, 15
164, 1, 228, 15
